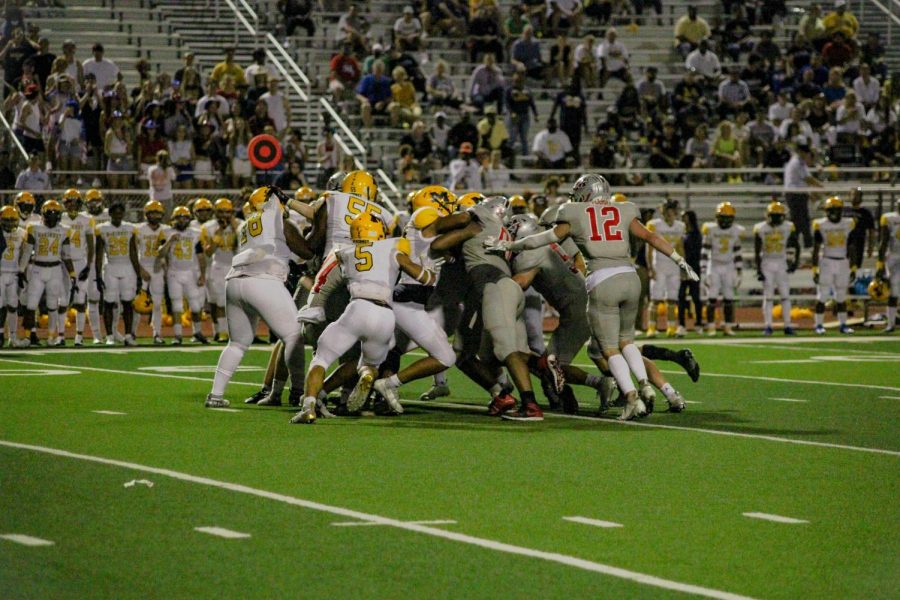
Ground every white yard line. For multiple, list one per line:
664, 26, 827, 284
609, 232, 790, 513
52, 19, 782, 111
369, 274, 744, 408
650, 369, 900, 393
208, 408, 241, 413
768, 398, 809, 403
880, 396, 900, 400
742, 513, 808, 524
0, 439, 756, 600
92, 410, 127, 415
562, 516, 624, 529
0, 533, 54, 546
331, 519, 457, 527
194, 526, 251, 539
750, 360, 820, 365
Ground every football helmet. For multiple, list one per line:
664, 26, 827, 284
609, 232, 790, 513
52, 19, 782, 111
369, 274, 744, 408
133, 289, 153, 314
766, 201, 787, 226
868, 279, 890, 302
716, 201, 736, 229
85, 188, 104, 212
824, 196, 843, 223
342, 170, 378, 202
62, 188, 83, 210
474, 195, 509, 223
294, 186, 315, 203
172, 205, 192, 228
456, 192, 484, 210
242, 201, 255, 218
350, 211, 386, 242
326, 170, 346, 192
214, 198, 234, 219
1, 206, 19, 231
42, 199, 63, 227
508, 194, 528, 216
15, 191, 35, 213
144, 200, 165, 225
248, 187, 269, 208
507, 213, 542, 241
572, 174, 610, 203
193, 197, 213, 221
412, 185, 457, 216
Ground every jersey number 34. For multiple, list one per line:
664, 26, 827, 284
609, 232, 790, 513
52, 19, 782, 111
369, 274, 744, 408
586, 205, 623, 242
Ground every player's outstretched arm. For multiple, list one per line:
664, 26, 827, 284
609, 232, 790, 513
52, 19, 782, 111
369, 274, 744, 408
431, 221, 479, 252
485, 223, 571, 254
433, 211, 471, 234
754, 233, 763, 275
284, 219, 314, 260
397, 252, 436, 287
631, 218, 699, 281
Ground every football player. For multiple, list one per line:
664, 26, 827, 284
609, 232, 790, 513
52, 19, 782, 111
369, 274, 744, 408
876, 199, 900, 332
812, 196, 857, 334
157, 206, 209, 344
202, 198, 241, 342
15, 192, 41, 346
95, 202, 142, 346
60, 189, 95, 346
291, 211, 435, 423
753, 201, 800, 335
1, 206, 26, 347
485, 175, 699, 420
135, 200, 172, 344
702, 202, 744, 336
645, 199, 685, 338
206, 187, 313, 409
18, 200, 75, 347
84, 188, 109, 343
190, 197, 214, 229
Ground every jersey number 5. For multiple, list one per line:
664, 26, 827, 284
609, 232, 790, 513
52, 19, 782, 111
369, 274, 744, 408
354, 242, 373, 271
586, 205, 623, 242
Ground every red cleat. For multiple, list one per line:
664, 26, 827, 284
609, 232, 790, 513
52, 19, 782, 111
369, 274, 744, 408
487, 393, 516, 416
501, 401, 545, 422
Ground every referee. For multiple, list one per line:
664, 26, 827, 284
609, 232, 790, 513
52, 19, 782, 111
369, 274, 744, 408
783, 142, 822, 248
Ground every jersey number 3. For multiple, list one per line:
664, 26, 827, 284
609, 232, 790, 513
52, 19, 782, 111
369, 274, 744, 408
586, 205, 623, 242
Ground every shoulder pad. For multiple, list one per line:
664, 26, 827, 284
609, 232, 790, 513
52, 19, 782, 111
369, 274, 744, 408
812, 219, 821, 230
396, 237, 411, 256
412, 206, 440, 229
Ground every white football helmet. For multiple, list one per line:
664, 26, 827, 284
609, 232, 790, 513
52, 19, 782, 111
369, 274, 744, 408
507, 213, 542, 241
571, 174, 604, 203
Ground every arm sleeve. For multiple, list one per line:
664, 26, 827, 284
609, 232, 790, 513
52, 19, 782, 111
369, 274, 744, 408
509, 227, 561, 252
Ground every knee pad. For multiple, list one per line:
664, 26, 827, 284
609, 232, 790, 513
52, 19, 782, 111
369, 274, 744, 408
435, 345, 458, 369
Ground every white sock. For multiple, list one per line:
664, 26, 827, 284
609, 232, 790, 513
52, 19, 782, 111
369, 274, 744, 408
271, 378, 287, 396
174, 322, 183, 338
497, 372, 509, 388
434, 371, 448, 386
75, 311, 85, 334
489, 383, 503, 397
211, 343, 245, 396
48, 312, 58, 339
814, 312, 824, 327
888, 306, 897, 326
584, 373, 602, 389
151, 304, 162, 336
386, 373, 401, 388
621, 344, 649, 383
88, 303, 101, 339
762, 298, 773, 327
6, 313, 17, 340
782, 300, 792, 326
216, 316, 227, 336
607, 354, 636, 395
191, 320, 201, 335
838, 311, 847, 326
661, 382, 677, 402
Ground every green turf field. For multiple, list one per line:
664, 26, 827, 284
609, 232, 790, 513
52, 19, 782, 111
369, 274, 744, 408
2, 335, 899, 599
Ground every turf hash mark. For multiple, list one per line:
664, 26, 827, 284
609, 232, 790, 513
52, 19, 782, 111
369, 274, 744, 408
742, 513, 809, 524
0, 534, 55, 546
194, 527, 252, 539
92, 410, 127, 415
563, 517, 624, 529
330, 520, 458, 527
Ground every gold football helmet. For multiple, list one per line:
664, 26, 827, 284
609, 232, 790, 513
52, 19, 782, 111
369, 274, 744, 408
295, 186, 315, 203
412, 185, 457, 216
868, 279, 889, 302
456, 192, 484, 210
350, 211, 386, 242
342, 170, 378, 202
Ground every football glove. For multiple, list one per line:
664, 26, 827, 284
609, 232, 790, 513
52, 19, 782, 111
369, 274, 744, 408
672, 254, 700, 282
96, 277, 106, 294
78, 265, 90, 281
482, 236, 511, 255
269, 186, 291, 206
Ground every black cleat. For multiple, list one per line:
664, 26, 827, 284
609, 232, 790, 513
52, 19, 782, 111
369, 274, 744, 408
192, 332, 210, 345
677, 349, 700, 382
30, 331, 40, 346
243, 386, 271, 404
288, 388, 303, 407
540, 378, 561, 410
560, 385, 578, 415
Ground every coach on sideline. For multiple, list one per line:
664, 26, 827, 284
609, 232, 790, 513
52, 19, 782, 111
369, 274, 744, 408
783, 142, 823, 249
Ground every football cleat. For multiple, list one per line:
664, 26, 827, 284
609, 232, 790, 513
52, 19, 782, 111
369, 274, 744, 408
14, 338, 31, 348
839, 324, 854, 334
244, 386, 270, 404
501, 401, 544, 422
706, 326, 717, 337
487, 391, 516, 416
204, 394, 231, 409
723, 325, 736, 337
92, 337, 102, 345
256, 390, 283, 406
560, 384, 578, 414
171, 337, 183, 345
645, 326, 658, 339
113, 330, 125, 343
885, 325, 895, 334
763, 326, 774, 336
545, 354, 565, 393
290, 397, 317, 424
153, 335, 165, 345
638, 380, 655, 415
667, 391, 686, 413
288, 388, 303, 407
105, 335, 115, 346
677, 349, 700, 382
783, 326, 796, 336
74, 334, 83, 346
675, 325, 686, 338
597, 376, 617, 414
814, 325, 826, 335
374, 378, 404, 414
30, 331, 40, 346
192, 332, 210, 345
316, 397, 335, 418
665, 326, 677, 338
540, 377, 561, 410
346, 367, 376, 413
123, 334, 136, 347
419, 383, 450, 401
618, 391, 647, 421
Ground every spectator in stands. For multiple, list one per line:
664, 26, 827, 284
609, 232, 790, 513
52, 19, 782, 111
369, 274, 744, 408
226, 116, 252, 187
551, 77, 587, 161
587, 131, 614, 171
821, 31, 853, 69
746, 109, 777, 166
822, 66, 846, 107
468, 52, 505, 114
684, 123, 711, 168
31, 37, 54, 90
547, 0, 582, 37
422, 0, 467, 37
279, 0, 316, 39
798, 3, 826, 46
147, 150, 176, 208
247, 98, 274, 136
356, 59, 392, 128
430, 111, 450, 162
482, 149, 510, 191
167, 124, 194, 189
674, 6, 710, 59
635, 66, 667, 113
196, 120, 223, 188
845, 187, 875, 267
212, 48, 246, 89
0, 149, 15, 190
722, 5, 753, 62
330, 43, 362, 102
548, 33, 573, 87
427, 59, 463, 109
866, 94, 897, 135
337, 4, 370, 54
394, 6, 424, 52
261, 78, 291, 135
783, 142, 822, 247
685, 40, 720, 86
510, 25, 545, 80
806, 53, 830, 85
447, 141, 481, 190
54, 99, 82, 183
752, 30, 781, 67
710, 120, 743, 176
388, 66, 421, 127
104, 111, 132, 188
740, 55, 769, 104
400, 119, 434, 164
82, 43, 118, 91
385, 44, 425, 92
503, 4, 529, 38
1, 27, 36, 96
447, 111, 478, 157
245, 48, 276, 83
505, 70, 538, 156
615, 76, 643, 131
275, 159, 306, 191
649, 117, 689, 180
12, 84, 44, 154
532, 117, 573, 168
852, 63, 880, 111
792, 68, 821, 104
596, 27, 629, 87
717, 68, 752, 119
362, 43, 385, 74
476, 104, 511, 162
15, 154, 50, 192
137, 120, 167, 175
467, 6, 504, 63
174, 52, 201, 102
163, 97, 193, 138
860, 32, 887, 80
672, 68, 703, 113
196, 79, 229, 119
833, 91, 865, 143
787, 33, 814, 73
823, 0, 858, 41
572, 34, 596, 88
2, 1, 26, 41
59, 39, 83, 89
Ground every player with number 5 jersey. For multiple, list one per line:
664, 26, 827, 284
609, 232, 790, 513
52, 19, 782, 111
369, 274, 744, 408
484, 174, 699, 421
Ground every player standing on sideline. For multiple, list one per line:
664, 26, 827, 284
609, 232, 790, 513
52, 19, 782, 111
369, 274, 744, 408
812, 197, 857, 334
135, 200, 172, 344
84, 189, 109, 344
18, 201, 75, 347
876, 199, 900, 332
201, 198, 241, 343
701, 202, 744, 337
645, 199, 685, 338
206, 186, 314, 409
291, 212, 436, 423
485, 175, 699, 420
1, 206, 26, 347
157, 206, 209, 345
190, 197, 214, 230
15, 192, 42, 346
754, 201, 800, 335
60, 189, 95, 346
94, 202, 142, 346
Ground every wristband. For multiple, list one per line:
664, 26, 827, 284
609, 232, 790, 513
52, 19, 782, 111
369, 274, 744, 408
670, 250, 683, 262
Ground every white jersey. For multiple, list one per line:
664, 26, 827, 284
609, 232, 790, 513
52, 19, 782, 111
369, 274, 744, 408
191, 218, 212, 231
28, 223, 71, 262
20, 213, 41, 229
1, 227, 26, 273
880, 212, 900, 259
323, 191, 384, 255
202, 220, 241, 271
399, 206, 440, 286
227, 194, 292, 281
646, 218, 685, 269
96, 222, 135, 266
61, 213, 94, 262
135, 223, 171, 266
165, 226, 203, 272
337, 237, 407, 305
702, 222, 744, 265
813, 217, 855, 260
87, 209, 110, 227
753, 220, 795, 262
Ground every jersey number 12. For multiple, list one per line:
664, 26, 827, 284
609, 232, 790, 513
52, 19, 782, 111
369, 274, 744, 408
586, 205, 623, 242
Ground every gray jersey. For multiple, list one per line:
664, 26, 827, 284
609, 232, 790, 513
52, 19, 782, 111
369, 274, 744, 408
512, 245, 584, 311
556, 200, 639, 272
462, 208, 511, 277
540, 203, 581, 263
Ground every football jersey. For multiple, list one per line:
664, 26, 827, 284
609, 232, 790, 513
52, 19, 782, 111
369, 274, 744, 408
228, 193, 292, 281
462, 204, 511, 276
540, 203, 581, 265
556, 200, 640, 272
1, 227, 26, 273
512, 243, 584, 310
202, 220, 241, 270
813, 217, 855, 260
702, 222, 745, 264
96, 222, 135, 266
61, 213, 95, 262
191, 218, 212, 231
324, 191, 384, 255
28, 223, 70, 262
399, 206, 441, 286
337, 237, 407, 305
87, 209, 110, 227
165, 226, 203, 271
19, 213, 41, 228
136, 223, 171, 266
753, 220, 795, 261
880, 212, 900, 258
646, 218, 685, 268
